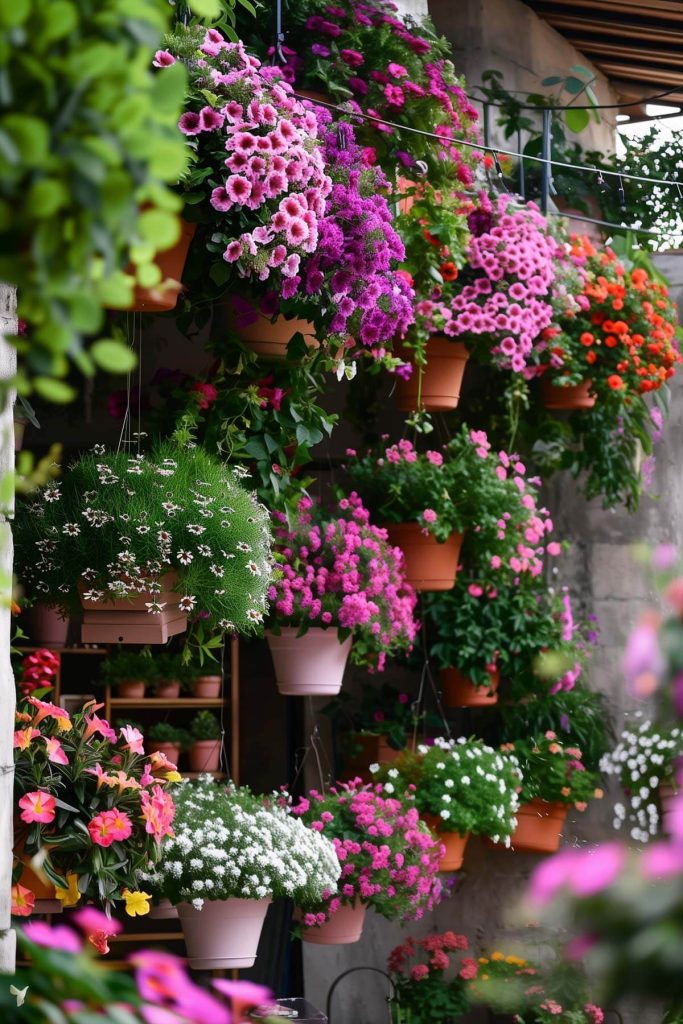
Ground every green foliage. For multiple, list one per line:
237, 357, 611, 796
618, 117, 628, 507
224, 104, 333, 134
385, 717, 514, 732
14, 439, 273, 654
148, 721, 190, 747
101, 649, 159, 687
0, 0, 190, 396
189, 709, 221, 741
323, 683, 426, 751
154, 651, 195, 688
508, 733, 601, 806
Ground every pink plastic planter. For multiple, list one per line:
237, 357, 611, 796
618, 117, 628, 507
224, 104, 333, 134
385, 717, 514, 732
266, 627, 352, 696
178, 896, 271, 970
302, 901, 367, 945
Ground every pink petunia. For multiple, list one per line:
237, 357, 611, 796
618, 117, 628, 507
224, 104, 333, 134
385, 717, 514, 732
152, 50, 176, 68
178, 112, 202, 136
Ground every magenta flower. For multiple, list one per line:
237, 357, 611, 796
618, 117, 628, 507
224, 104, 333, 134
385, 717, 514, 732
153, 50, 175, 68
23, 921, 82, 953
178, 111, 202, 136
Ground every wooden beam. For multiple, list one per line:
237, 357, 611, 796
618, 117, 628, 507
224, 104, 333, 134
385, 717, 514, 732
527, 0, 683, 24
571, 37, 683, 69
541, 13, 680, 44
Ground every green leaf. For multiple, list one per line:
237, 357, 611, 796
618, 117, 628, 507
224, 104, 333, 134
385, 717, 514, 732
564, 76, 587, 95
564, 107, 590, 133
0, 114, 50, 166
187, 0, 222, 17
90, 340, 138, 374
541, 76, 563, 86
0, 0, 29, 26
569, 64, 594, 79
138, 208, 181, 251
27, 178, 70, 218
33, 377, 77, 404
41, 1, 78, 44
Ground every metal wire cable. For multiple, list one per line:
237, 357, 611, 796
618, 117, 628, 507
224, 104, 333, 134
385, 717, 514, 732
467, 83, 683, 112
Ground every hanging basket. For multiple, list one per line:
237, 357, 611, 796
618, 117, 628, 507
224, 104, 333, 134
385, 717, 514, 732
266, 627, 352, 696
177, 896, 271, 970
385, 523, 464, 592
440, 667, 499, 708
231, 311, 318, 359
341, 733, 404, 783
301, 901, 366, 945
395, 339, 469, 413
509, 799, 568, 853
540, 378, 596, 410
79, 573, 187, 645
108, 219, 196, 313
421, 815, 470, 871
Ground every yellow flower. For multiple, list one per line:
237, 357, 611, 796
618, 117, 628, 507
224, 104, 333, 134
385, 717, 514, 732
55, 872, 81, 907
164, 771, 182, 783
478, 957, 489, 964
491, 952, 504, 961
122, 889, 151, 917
506, 955, 526, 966
481, 974, 489, 981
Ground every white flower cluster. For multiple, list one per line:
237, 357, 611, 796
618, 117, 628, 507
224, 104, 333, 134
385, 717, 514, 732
600, 712, 683, 842
141, 776, 340, 909
416, 736, 522, 846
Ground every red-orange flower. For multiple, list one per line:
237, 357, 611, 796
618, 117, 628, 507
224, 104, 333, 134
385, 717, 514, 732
440, 262, 458, 282
607, 374, 624, 390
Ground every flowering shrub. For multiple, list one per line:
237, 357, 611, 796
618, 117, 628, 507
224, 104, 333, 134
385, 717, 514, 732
14, 440, 272, 659
504, 733, 602, 809
162, 27, 332, 297
267, 492, 418, 671
449, 195, 560, 374
141, 775, 340, 909
347, 426, 555, 555
12, 697, 178, 914
277, 0, 480, 187
15, 648, 59, 699
1, 924, 270, 1023
288, 779, 443, 925
387, 931, 471, 1024
599, 713, 683, 842
375, 737, 521, 844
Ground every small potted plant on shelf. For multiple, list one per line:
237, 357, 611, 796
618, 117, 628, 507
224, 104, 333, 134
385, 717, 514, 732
154, 653, 192, 699
323, 683, 425, 781
500, 733, 603, 853
102, 650, 158, 699
191, 670, 222, 699
187, 711, 222, 772
374, 737, 522, 871
147, 723, 190, 766
14, 438, 272, 657
387, 931, 472, 1024
599, 711, 683, 841
266, 492, 418, 695
140, 775, 341, 969
13, 696, 179, 914
288, 778, 443, 945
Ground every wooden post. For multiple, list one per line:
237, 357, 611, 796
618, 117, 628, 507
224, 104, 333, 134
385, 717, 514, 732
0, 284, 17, 972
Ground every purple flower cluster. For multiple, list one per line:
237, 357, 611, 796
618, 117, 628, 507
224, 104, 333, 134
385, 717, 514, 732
268, 492, 418, 671
165, 30, 332, 293
302, 111, 414, 358
448, 195, 561, 375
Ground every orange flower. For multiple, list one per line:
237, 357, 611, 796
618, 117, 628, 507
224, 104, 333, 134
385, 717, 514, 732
579, 332, 594, 347
604, 335, 618, 348
586, 351, 597, 365
11, 884, 35, 917
440, 262, 458, 282
607, 374, 624, 390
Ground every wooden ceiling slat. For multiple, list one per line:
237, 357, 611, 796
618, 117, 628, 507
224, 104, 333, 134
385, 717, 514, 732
571, 38, 683, 67
544, 13, 678, 43
528, 0, 683, 24
592, 61, 683, 86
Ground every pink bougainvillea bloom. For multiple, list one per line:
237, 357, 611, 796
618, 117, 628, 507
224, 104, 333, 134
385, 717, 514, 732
547, 541, 561, 556
23, 921, 82, 953
422, 509, 437, 524
468, 584, 483, 597
120, 725, 145, 755
44, 736, 69, 765
152, 50, 175, 68
19, 790, 56, 824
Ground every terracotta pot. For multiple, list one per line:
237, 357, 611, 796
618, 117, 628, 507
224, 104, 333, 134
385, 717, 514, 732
302, 901, 366, 945
396, 175, 417, 216
233, 311, 318, 359
27, 604, 69, 648
297, 88, 330, 108
192, 675, 222, 698
659, 781, 679, 834
509, 799, 568, 853
440, 667, 499, 708
79, 572, 187, 645
149, 741, 181, 765
421, 814, 470, 871
178, 896, 271, 969
395, 338, 469, 413
341, 733, 404, 783
108, 219, 196, 313
148, 898, 178, 919
540, 378, 596, 410
188, 739, 221, 772
266, 627, 352, 696
156, 680, 181, 699
117, 680, 146, 699
385, 523, 464, 592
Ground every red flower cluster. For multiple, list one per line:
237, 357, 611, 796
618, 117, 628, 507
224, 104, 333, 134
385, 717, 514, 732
17, 648, 59, 698
388, 930, 469, 978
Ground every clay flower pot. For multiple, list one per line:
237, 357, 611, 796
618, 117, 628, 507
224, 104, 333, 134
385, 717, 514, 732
192, 675, 222, 698
178, 896, 271, 969
156, 680, 181, 699
540, 378, 596, 410
341, 733, 403, 783
395, 338, 469, 413
440, 667, 499, 708
148, 898, 178, 919
421, 814, 470, 871
149, 741, 181, 765
385, 523, 464, 592
188, 739, 221, 772
108, 219, 196, 313
302, 901, 366, 945
116, 680, 145, 699
266, 627, 352, 696
79, 572, 187, 645
234, 312, 318, 359
509, 799, 568, 853
27, 604, 69, 648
